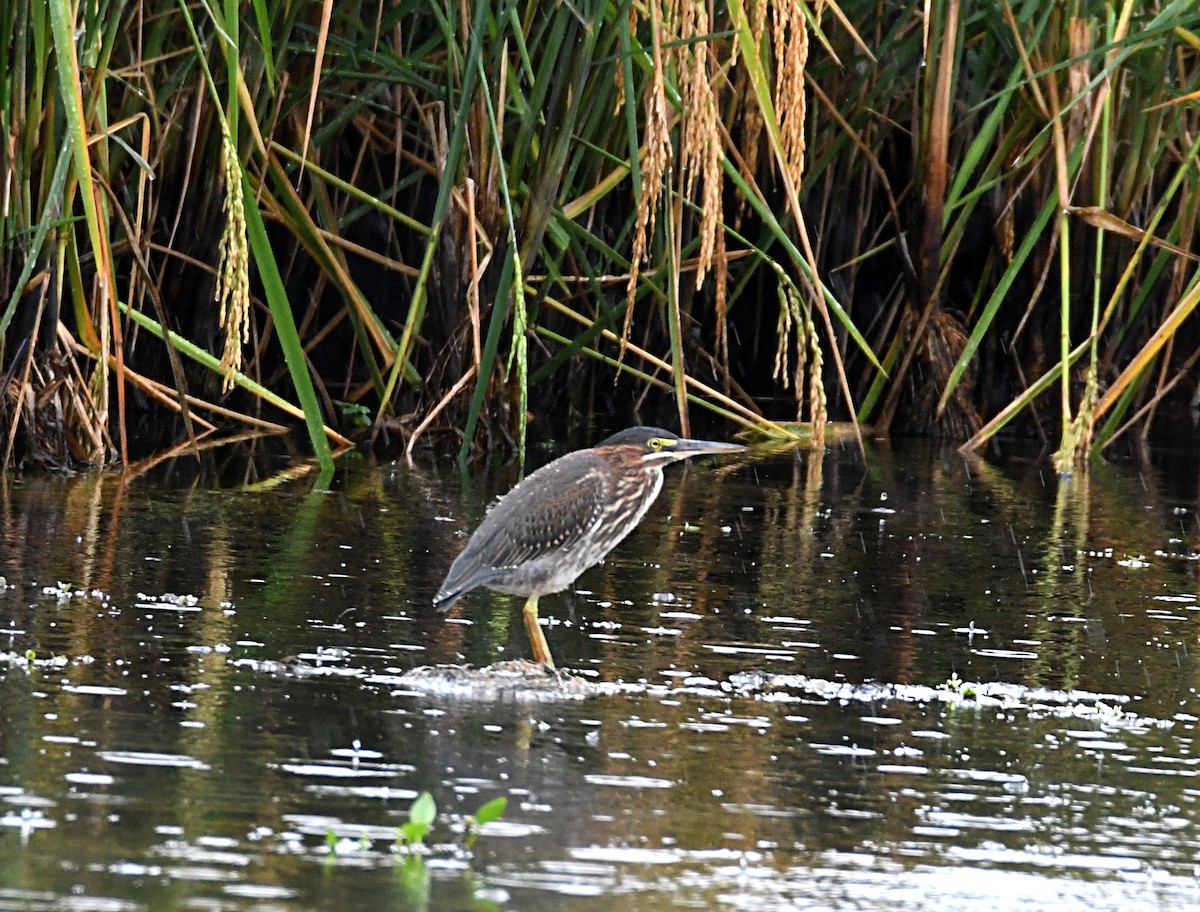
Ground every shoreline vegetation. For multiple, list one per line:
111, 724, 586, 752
1, 0, 1198, 473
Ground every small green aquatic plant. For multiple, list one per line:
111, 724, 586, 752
464, 795, 508, 850
0, 649, 72, 672
397, 791, 437, 848
943, 672, 978, 700
334, 399, 372, 428
395, 791, 508, 851
318, 791, 508, 860
1093, 700, 1125, 719
390, 793, 507, 908
323, 827, 372, 856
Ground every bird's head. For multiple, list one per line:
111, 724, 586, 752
596, 426, 746, 465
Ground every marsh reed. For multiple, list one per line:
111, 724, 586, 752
2, 0, 1197, 471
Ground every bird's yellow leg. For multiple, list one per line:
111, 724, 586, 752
522, 595, 556, 669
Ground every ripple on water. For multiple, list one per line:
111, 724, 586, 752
64, 772, 115, 786
96, 751, 209, 770
276, 762, 402, 778
221, 883, 297, 900
61, 684, 128, 696
0, 890, 141, 911
583, 774, 674, 789
304, 785, 419, 800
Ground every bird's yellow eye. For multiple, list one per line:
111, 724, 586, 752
648, 437, 674, 451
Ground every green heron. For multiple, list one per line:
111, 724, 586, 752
434, 426, 745, 668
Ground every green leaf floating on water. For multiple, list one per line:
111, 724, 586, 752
473, 796, 507, 826
399, 791, 436, 845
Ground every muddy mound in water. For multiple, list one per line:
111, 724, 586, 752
396, 659, 597, 701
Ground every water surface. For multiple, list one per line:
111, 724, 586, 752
2, 441, 1200, 910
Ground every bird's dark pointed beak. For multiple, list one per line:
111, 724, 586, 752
669, 437, 747, 458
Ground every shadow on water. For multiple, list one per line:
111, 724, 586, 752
2, 440, 1200, 910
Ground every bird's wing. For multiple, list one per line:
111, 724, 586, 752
473, 453, 607, 567
434, 452, 606, 606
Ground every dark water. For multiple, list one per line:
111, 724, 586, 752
2, 440, 1200, 911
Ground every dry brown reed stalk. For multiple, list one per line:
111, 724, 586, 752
298, 0, 334, 180
466, 176, 483, 369
713, 227, 730, 387
678, 0, 721, 289
623, 0, 673, 343
1066, 17, 1092, 152
674, 0, 737, 387
404, 364, 477, 461
772, 0, 808, 197
58, 319, 302, 440
806, 307, 827, 445
736, 0, 770, 222
2, 311, 113, 469
916, 310, 978, 439
773, 281, 826, 442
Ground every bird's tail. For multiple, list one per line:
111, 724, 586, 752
433, 567, 506, 613
433, 588, 463, 613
